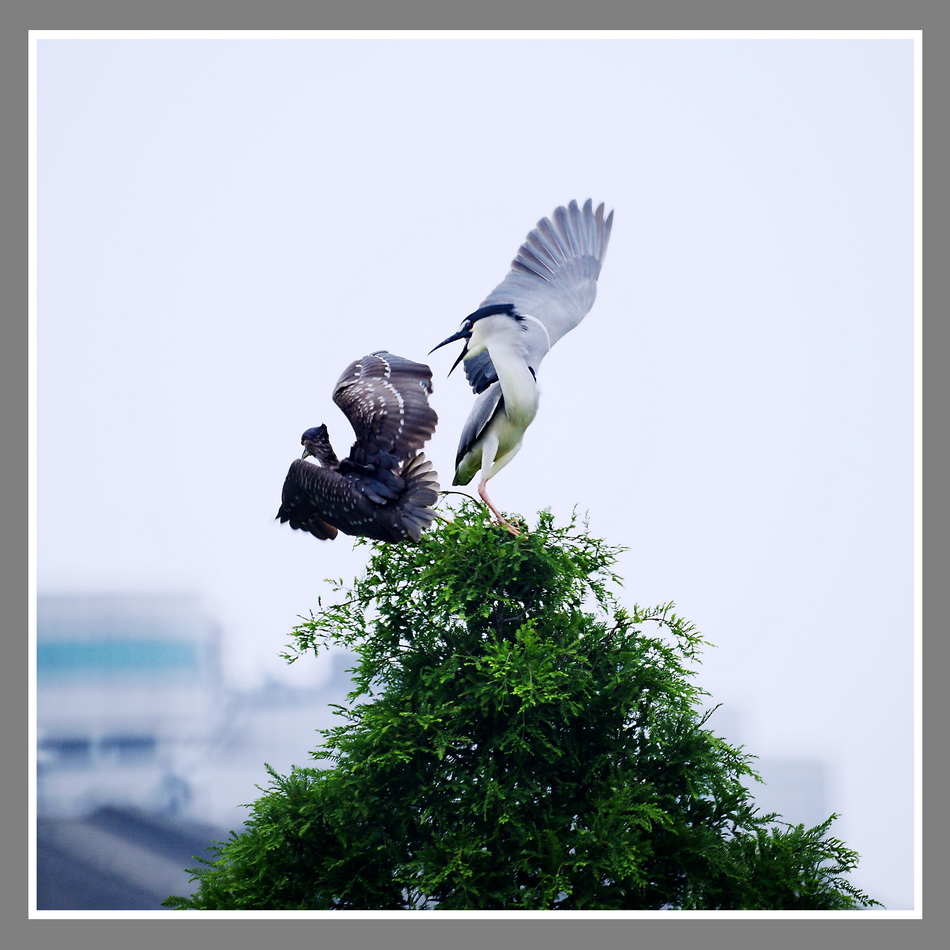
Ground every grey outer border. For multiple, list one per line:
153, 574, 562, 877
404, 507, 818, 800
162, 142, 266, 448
6, 2, 942, 949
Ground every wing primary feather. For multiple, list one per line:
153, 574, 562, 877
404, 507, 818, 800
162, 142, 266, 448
553, 203, 580, 257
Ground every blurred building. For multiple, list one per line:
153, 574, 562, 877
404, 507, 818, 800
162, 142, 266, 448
34, 593, 358, 908
36, 592, 224, 819
703, 704, 830, 831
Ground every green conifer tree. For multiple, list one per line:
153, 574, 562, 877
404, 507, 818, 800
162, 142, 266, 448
166, 504, 879, 910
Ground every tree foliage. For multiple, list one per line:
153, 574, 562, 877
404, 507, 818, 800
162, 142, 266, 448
166, 504, 880, 910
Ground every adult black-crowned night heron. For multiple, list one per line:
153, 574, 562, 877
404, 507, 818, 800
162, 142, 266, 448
277, 351, 440, 543
430, 199, 613, 533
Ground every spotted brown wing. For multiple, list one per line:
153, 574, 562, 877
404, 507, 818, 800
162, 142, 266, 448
332, 351, 438, 469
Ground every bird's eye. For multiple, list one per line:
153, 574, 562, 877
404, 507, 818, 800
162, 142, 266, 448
463, 320, 473, 331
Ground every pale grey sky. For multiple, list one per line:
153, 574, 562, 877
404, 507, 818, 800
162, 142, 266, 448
35, 35, 917, 909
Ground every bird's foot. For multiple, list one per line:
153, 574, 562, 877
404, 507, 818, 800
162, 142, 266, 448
487, 507, 521, 535
477, 481, 523, 536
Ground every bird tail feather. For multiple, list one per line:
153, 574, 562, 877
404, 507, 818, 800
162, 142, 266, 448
392, 454, 440, 541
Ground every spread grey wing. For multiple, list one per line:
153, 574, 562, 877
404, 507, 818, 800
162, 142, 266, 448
333, 351, 439, 467
464, 200, 614, 394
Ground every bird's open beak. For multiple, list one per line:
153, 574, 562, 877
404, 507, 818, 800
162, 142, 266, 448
429, 328, 470, 376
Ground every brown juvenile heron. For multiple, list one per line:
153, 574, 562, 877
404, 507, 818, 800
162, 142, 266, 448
430, 200, 613, 534
277, 351, 440, 543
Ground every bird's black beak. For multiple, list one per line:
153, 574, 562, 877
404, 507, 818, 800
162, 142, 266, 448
429, 328, 470, 376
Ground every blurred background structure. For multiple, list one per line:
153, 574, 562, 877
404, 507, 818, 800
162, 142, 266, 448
35, 590, 356, 908
37, 592, 219, 821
